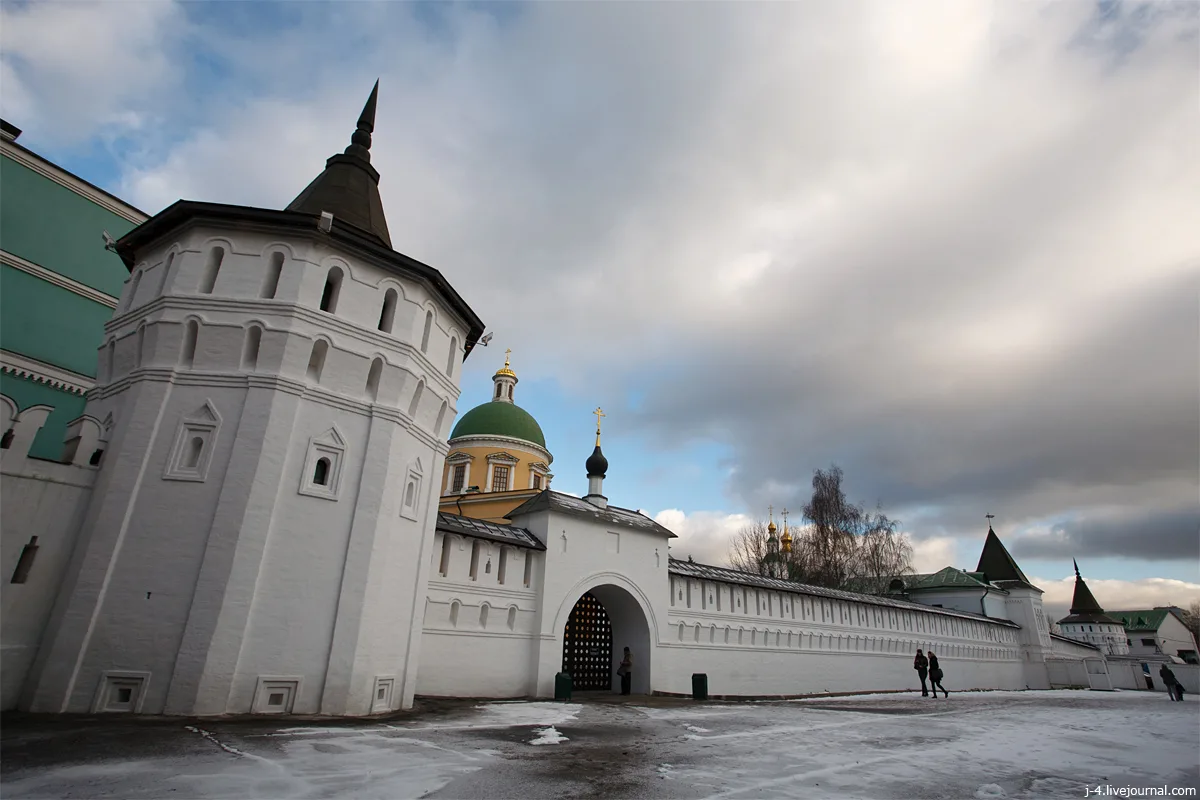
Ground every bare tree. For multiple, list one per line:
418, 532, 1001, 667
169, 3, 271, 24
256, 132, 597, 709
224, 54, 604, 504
1183, 601, 1200, 647
727, 519, 772, 575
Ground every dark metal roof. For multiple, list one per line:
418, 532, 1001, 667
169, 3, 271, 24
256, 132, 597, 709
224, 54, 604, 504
1050, 632, 1102, 651
112, 200, 485, 357
975, 528, 1039, 591
435, 512, 545, 551
286, 81, 392, 248
506, 490, 677, 538
1062, 563, 1121, 625
668, 558, 1019, 628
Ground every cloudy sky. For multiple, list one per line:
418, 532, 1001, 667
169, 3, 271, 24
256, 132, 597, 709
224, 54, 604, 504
3, 0, 1196, 619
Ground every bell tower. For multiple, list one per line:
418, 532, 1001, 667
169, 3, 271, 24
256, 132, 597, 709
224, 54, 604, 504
21, 84, 485, 717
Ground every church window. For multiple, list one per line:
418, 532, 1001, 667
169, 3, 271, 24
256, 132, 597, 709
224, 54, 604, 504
306, 339, 329, 383
106, 339, 117, 380
498, 548, 508, 584
480, 604, 489, 627
89, 448, 104, 466
434, 401, 447, 438
439, 535, 452, 577
452, 465, 466, 493
242, 326, 261, 371
421, 310, 433, 353
199, 246, 224, 294
446, 337, 458, 376
313, 457, 331, 486
678, 623, 685, 641
533, 474, 542, 490
379, 289, 398, 333
320, 267, 342, 313
366, 357, 383, 401
180, 321, 198, 369
523, 551, 533, 587
694, 624, 701, 643
507, 384, 513, 399
408, 380, 424, 418
135, 325, 146, 368
0, 429, 13, 449
404, 481, 415, 508
450, 600, 460, 627
507, 606, 517, 630
164, 401, 221, 482
491, 465, 510, 492
469, 541, 481, 580
495, 383, 503, 399
262, 252, 284, 298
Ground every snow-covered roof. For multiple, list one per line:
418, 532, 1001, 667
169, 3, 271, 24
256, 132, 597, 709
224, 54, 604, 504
506, 490, 677, 538
668, 558, 1019, 628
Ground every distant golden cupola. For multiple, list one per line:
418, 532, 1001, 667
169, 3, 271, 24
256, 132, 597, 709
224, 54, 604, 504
494, 349, 516, 379
780, 508, 792, 554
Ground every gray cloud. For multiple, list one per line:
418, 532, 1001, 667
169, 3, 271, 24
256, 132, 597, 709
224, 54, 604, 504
1012, 508, 1200, 562
6, 1, 1197, 565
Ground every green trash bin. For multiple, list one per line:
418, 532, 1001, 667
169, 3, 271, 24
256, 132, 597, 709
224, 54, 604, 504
692, 673, 708, 701
555, 671, 573, 701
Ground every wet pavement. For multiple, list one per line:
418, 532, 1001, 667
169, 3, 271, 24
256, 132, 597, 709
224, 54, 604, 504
2, 690, 1197, 799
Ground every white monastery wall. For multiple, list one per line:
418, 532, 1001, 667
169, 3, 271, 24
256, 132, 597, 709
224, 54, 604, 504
908, 588, 1010, 620
417, 531, 543, 697
661, 576, 1024, 696
0, 405, 98, 710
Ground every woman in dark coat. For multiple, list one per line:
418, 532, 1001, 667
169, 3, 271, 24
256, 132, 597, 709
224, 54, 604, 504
927, 651, 949, 698
914, 649, 929, 696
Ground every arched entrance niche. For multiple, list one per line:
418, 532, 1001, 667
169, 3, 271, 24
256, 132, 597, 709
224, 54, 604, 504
561, 583, 652, 694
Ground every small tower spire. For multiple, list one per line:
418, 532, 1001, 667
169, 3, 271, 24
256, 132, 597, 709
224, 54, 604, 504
584, 407, 609, 509
345, 79, 379, 161
985, 513, 995, 531
1073, 558, 1081, 578
491, 348, 518, 403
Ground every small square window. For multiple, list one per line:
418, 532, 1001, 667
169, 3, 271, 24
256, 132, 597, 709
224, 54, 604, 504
253, 678, 300, 714
268, 692, 285, 706
92, 671, 150, 713
163, 402, 220, 482
299, 428, 346, 500
372, 677, 395, 713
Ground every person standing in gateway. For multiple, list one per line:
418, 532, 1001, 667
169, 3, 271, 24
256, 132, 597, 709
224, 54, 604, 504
617, 647, 633, 695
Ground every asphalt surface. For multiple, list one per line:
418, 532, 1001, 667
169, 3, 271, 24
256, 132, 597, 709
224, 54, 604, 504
2, 691, 1197, 799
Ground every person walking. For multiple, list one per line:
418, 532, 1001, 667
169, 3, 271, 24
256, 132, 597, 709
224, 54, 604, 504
914, 649, 930, 697
1159, 664, 1182, 701
927, 651, 949, 698
617, 647, 633, 696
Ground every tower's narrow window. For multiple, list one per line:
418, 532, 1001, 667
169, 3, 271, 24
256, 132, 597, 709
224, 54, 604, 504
158, 252, 175, 295
366, 357, 383, 401
446, 337, 458, 376
495, 383, 503, 399
306, 340, 328, 383
497, 548, 508, 584
434, 400, 447, 437
421, 310, 433, 353
404, 480, 415, 508
469, 540, 481, 580
128, 270, 143, 311
185, 436, 204, 469
439, 535, 452, 576
532, 474, 542, 490
378, 289, 397, 333
242, 326, 262, 371
313, 457, 331, 486
523, 551, 533, 587
408, 380, 424, 418
451, 464, 466, 493
320, 267, 343, 313
449, 600, 460, 627
262, 252, 284, 298
199, 246, 224, 294
180, 322, 198, 369
135, 326, 145, 368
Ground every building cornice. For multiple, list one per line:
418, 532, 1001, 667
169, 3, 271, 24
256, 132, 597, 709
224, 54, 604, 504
0, 350, 94, 395
447, 434, 552, 464
1, 250, 119, 309
1, 139, 148, 224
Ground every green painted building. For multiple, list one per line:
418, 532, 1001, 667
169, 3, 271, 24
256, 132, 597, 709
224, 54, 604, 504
0, 119, 147, 460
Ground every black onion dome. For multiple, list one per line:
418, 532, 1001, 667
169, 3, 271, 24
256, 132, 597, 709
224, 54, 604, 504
585, 445, 608, 478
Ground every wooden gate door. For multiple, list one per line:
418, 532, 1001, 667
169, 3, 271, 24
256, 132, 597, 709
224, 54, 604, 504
562, 592, 612, 690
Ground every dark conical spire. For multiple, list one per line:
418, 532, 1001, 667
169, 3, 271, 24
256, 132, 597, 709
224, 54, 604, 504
345, 79, 378, 161
286, 80, 392, 247
1061, 560, 1122, 624
975, 526, 1035, 588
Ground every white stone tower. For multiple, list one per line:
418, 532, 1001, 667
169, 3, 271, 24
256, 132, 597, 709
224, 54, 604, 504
975, 525, 1052, 689
21, 83, 485, 716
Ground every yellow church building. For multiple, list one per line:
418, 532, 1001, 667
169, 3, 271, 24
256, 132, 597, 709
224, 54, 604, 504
438, 350, 554, 523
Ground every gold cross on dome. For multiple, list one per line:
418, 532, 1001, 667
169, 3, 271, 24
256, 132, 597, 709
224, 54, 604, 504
768, 504, 774, 520
593, 407, 605, 445
782, 508, 789, 528
504, 348, 512, 367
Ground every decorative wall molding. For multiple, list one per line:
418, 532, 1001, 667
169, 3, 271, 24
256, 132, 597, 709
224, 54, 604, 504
0, 350, 94, 395
1, 250, 119, 309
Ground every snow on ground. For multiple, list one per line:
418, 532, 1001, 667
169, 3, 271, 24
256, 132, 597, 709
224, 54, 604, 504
528, 726, 569, 745
2, 692, 1196, 799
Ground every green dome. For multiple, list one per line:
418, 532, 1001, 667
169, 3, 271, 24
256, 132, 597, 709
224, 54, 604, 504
450, 401, 546, 449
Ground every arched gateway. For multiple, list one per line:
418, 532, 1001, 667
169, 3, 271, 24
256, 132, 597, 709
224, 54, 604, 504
561, 583, 652, 694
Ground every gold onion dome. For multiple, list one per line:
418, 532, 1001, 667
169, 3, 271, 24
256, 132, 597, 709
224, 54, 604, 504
494, 351, 516, 379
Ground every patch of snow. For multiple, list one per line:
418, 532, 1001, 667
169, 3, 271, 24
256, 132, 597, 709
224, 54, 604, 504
185, 725, 245, 756
401, 701, 583, 731
685, 724, 711, 733
529, 726, 568, 746
975, 784, 1006, 798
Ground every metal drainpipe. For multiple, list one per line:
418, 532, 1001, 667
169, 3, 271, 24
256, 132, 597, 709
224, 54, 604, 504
980, 585, 991, 617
